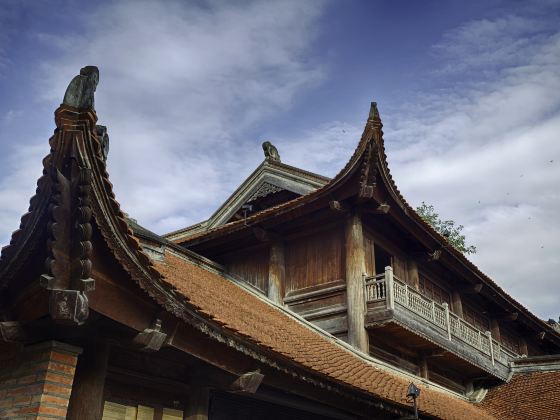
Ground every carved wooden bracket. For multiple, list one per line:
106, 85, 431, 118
329, 200, 349, 213
358, 103, 383, 201
426, 249, 442, 262
498, 311, 518, 321
461, 284, 484, 294
358, 141, 378, 200
133, 318, 168, 352
0, 321, 26, 343
230, 370, 264, 394
39, 107, 98, 326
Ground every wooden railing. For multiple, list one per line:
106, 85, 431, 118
364, 267, 519, 369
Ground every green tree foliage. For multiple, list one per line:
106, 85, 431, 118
415, 202, 477, 255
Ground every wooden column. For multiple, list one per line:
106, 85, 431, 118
419, 357, 428, 379
344, 214, 369, 353
67, 339, 110, 420
519, 338, 528, 356
407, 260, 419, 290
490, 319, 501, 342
452, 291, 463, 318
184, 387, 210, 420
268, 241, 285, 305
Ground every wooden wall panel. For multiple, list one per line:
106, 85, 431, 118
222, 247, 269, 293
363, 233, 376, 277
285, 226, 343, 293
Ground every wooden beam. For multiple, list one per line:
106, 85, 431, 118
344, 213, 369, 352
268, 241, 285, 305
67, 339, 110, 420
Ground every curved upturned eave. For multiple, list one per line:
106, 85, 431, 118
180, 111, 377, 246
373, 119, 560, 344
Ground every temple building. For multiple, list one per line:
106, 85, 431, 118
0, 66, 559, 419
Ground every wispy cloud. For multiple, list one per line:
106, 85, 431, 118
384, 15, 560, 319
0, 0, 326, 237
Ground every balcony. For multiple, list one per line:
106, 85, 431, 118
364, 267, 518, 381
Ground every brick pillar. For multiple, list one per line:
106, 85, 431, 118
0, 340, 82, 419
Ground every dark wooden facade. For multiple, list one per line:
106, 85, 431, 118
181, 103, 560, 397
1, 66, 558, 420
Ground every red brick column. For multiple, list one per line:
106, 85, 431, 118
0, 340, 82, 419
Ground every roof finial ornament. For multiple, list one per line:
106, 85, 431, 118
96, 125, 110, 162
369, 101, 379, 120
63, 66, 99, 110
262, 141, 281, 163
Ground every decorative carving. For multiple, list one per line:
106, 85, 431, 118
40, 136, 95, 325
262, 141, 281, 162
95, 125, 110, 161
427, 249, 442, 262
358, 141, 378, 199
231, 370, 264, 394
376, 203, 391, 214
63, 66, 99, 110
37, 71, 100, 325
329, 200, 348, 213
0, 321, 26, 342
247, 182, 283, 202
358, 102, 383, 200
133, 318, 167, 351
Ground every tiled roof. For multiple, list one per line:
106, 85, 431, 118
155, 252, 494, 420
480, 370, 560, 419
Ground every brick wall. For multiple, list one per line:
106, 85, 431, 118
0, 341, 82, 419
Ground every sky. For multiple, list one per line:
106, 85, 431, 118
0, 0, 559, 320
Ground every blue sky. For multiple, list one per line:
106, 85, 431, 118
1, 0, 559, 319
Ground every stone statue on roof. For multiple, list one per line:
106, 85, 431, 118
262, 141, 281, 163
63, 66, 99, 110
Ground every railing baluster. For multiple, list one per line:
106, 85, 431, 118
385, 266, 394, 311
443, 303, 451, 340
487, 331, 494, 365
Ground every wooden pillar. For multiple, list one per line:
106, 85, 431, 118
268, 241, 285, 305
490, 319, 501, 342
185, 387, 210, 420
452, 291, 463, 318
407, 260, 419, 290
519, 338, 528, 356
419, 357, 428, 379
344, 214, 369, 353
67, 340, 110, 420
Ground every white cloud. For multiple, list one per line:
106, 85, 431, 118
383, 17, 560, 319
26, 0, 326, 234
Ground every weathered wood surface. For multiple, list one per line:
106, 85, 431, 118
344, 214, 368, 352
67, 339, 110, 420
222, 247, 269, 293
184, 387, 210, 420
285, 226, 343, 293
268, 241, 285, 304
